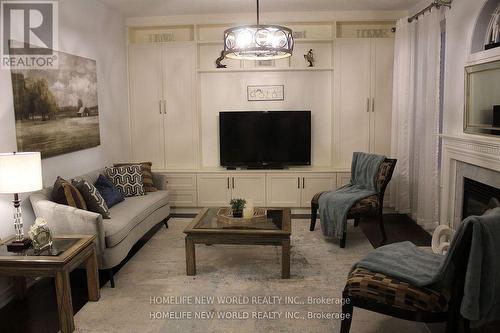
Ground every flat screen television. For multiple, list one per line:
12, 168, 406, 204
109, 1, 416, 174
219, 111, 311, 168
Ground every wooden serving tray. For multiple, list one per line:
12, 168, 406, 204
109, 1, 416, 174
216, 207, 267, 227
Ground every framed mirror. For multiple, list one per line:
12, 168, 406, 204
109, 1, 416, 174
465, 60, 500, 136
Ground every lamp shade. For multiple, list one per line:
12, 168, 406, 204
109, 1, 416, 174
0, 152, 42, 194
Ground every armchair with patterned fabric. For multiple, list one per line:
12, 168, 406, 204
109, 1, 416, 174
310, 158, 397, 248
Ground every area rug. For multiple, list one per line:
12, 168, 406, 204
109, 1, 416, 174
74, 218, 430, 333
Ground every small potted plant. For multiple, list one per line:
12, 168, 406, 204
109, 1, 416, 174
230, 198, 246, 218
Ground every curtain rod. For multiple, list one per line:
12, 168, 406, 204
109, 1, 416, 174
408, 0, 452, 23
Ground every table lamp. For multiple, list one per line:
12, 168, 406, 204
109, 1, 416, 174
0, 152, 43, 251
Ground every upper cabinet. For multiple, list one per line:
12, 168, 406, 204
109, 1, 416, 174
128, 42, 198, 170
333, 38, 394, 167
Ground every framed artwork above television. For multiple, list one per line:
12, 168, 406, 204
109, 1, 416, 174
247, 85, 284, 101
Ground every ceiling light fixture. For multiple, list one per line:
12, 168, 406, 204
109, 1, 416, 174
223, 0, 294, 60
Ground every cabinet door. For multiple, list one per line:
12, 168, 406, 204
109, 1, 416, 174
371, 39, 394, 156
336, 173, 351, 188
266, 174, 302, 207
231, 174, 266, 206
162, 43, 197, 169
165, 173, 197, 207
300, 173, 337, 207
128, 44, 165, 168
197, 174, 231, 207
334, 39, 371, 166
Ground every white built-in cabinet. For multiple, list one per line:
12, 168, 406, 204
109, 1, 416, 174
266, 173, 337, 208
334, 38, 394, 166
197, 173, 267, 207
128, 42, 197, 170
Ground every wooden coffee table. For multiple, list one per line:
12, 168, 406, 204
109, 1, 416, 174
183, 207, 291, 278
0, 234, 99, 333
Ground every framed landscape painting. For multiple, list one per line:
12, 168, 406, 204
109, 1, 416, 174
10, 50, 100, 158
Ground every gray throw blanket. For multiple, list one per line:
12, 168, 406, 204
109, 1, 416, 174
319, 152, 385, 239
352, 208, 500, 327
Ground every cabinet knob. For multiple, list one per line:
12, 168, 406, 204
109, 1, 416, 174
158, 100, 162, 114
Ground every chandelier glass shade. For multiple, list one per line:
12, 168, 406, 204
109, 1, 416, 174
223, 1, 294, 60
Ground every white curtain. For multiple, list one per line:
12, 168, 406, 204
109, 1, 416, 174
390, 10, 442, 230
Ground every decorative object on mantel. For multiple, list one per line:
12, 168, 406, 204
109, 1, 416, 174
11, 49, 100, 158
0, 152, 42, 252
223, 0, 294, 60
304, 49, 315, 67
431, 225, 455, 255
485, 3, 500, 50
28, 217, 53, 251
216, 206, 267, 227
247, 85, 284, 101
229, 198, 246, 218
215, 50, 227, 68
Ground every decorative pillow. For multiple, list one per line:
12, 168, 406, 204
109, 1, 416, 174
52, 177, 87, 210
114, 162, 157, 192
72, 178, 110, 219
94, 174, 124, 208
105, 165, 145, 197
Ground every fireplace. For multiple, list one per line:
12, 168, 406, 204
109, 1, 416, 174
462, 177, 500, 218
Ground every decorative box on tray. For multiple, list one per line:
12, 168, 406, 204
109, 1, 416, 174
216, 207, 267, 227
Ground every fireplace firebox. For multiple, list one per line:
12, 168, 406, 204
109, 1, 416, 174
462, 177, 500, 218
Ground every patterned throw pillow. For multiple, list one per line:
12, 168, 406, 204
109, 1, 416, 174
114, 162, 157, 192
72, 178, 110, 219
105, 165, 145, 197
52, 177, 87, 210
94, 174, 124, 208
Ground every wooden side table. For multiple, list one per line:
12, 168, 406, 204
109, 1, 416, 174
0, 234, 100, 333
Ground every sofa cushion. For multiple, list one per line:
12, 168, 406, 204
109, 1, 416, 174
104, 190, 169, 247
94, 174, 124, 208
52, 177, 87, 210
72, 178, 110, 219
114, 162, 157, 192
105, 165, 145, 197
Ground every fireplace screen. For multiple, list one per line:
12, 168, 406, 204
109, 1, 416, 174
462, 177, 500, 218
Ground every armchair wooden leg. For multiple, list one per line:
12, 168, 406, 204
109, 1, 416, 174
353, 218, 360, 227
340, 295, 353, 333
340, 232, 347, 248
163, 218, 169, 229
108, 269, 115, 288
378, 211, 387, 246
310, 203, 318, 231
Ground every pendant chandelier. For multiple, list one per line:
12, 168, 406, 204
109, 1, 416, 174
223, 0, 294, 60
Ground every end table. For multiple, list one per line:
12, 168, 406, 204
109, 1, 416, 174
0, 234, 100, 333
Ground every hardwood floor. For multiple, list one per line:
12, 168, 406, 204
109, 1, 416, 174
0, 214, 494, 333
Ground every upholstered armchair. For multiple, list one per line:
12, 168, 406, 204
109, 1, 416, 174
309, 158, 397, 248
340, 224, 474, 333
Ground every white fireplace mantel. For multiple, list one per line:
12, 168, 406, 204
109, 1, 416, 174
439, 134, 500, 228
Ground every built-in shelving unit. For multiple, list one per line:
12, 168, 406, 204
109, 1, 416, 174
128, 21, 396, 73
197, 67, 334, 73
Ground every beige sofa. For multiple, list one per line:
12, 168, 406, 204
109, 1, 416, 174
29, 169, 170, 287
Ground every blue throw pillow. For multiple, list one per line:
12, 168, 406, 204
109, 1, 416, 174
94, 174, 124, 208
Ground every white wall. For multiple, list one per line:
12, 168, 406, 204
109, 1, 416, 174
442, 0, 500, 138
200, 71, 333, 167
0, 0, 128, 306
